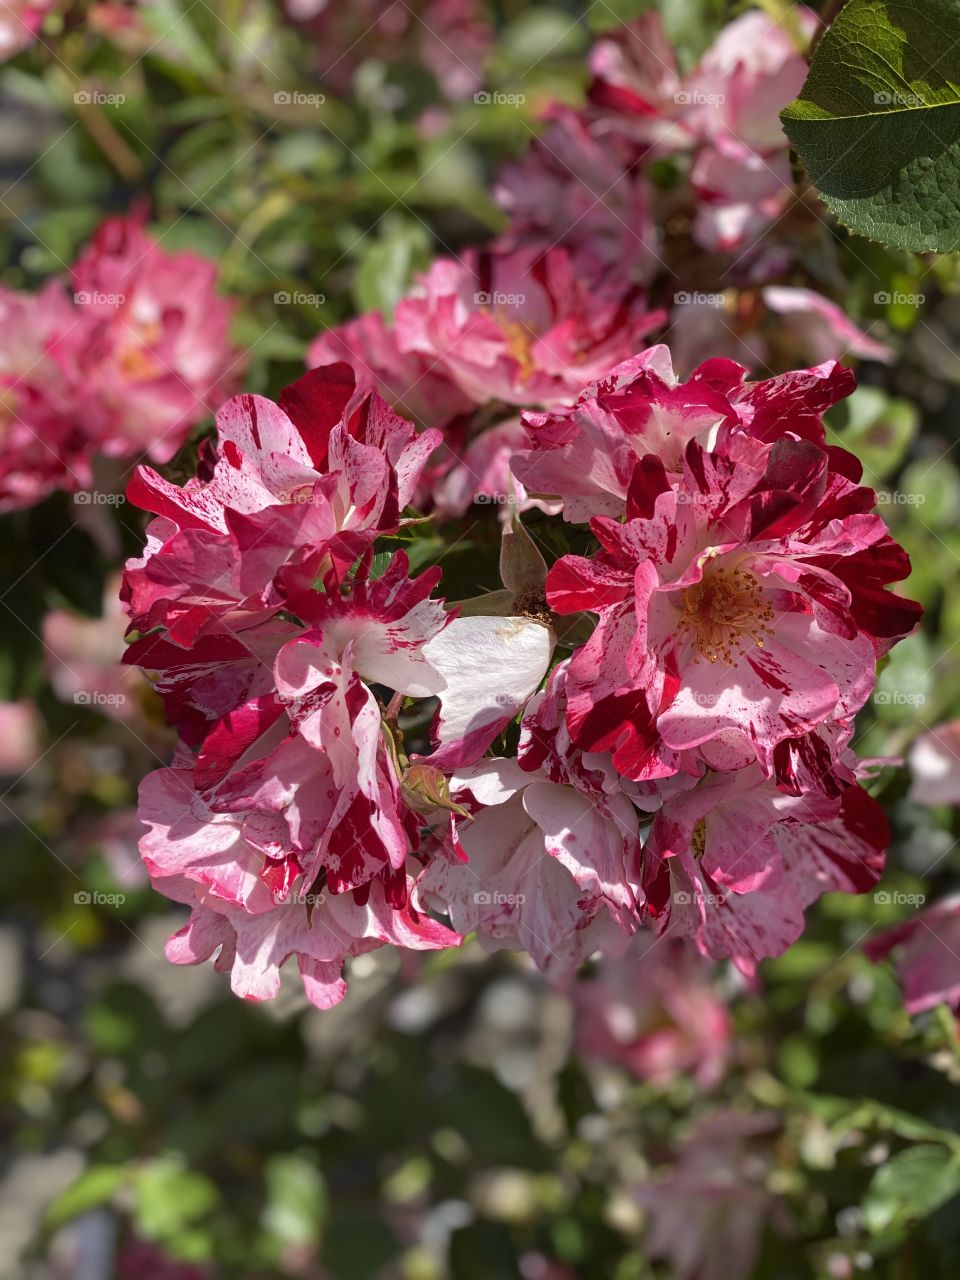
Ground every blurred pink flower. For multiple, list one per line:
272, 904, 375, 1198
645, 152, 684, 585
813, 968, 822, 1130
683, 9, 818, 252
494, 105, 659, 293
0, 281, 85, 510
285, 0, 492, 101
574, 938, 731, 1086
44, 572, 145, 721
430, 416, 560, 519
0, 699, 42, 776
308, 308, 474, 429
69, 211, 245, 463
908, 722, 960, 807
0, 212, 244, 510
637, 1112, 785, 1280
866, 896, 960, 1018
762, 287, 894, 366
392, 247, 664, 408
586, 11, 686, 149
0, 0, 55, 59
668, 287, 894, 376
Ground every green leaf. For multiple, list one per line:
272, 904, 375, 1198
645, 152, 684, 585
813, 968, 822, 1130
587, 0, 654, 31
873, 631, 932, 724
781, 0, 960, 251
261, 1154, 327, 1259
658, 0, 727, 71
134, 1155, 220, 1243
352, 216, 431, 320
45, 1166, 127, 1228
863, 1145, 960, 1234
826, 385, 918, 482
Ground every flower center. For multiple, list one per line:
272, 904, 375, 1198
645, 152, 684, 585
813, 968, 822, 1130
498, 315, 536, 383
676, 565, 774, 664
118, 341, 161, 382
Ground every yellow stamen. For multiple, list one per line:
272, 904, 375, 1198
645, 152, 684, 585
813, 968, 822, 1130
676, 565, 774, 665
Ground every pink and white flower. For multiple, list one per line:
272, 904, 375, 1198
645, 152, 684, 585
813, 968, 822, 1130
513, 346, 856, 522
130, 553, 449, 896
538, 364, 919, 777
119, 274, 916, 1007
418, 756, 641, 981
642, 765, 887, 973
123, 364, 439, 645
142, 767, 458, 1010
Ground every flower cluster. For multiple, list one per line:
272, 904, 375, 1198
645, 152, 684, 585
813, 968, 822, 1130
307, 6, 890, 525
123, 362, 554, 1008
115, 5, 921, 1012
0, 211, 242, 510
123, 343, 919, 1008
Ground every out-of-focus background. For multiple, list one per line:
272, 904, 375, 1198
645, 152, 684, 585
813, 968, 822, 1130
4, 2, 960, 1277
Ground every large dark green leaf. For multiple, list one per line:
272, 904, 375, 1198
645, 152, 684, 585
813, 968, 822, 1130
781, 0, 960, 251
